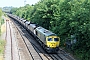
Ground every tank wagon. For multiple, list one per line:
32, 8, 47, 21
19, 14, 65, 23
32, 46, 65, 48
7, 14, 60, 53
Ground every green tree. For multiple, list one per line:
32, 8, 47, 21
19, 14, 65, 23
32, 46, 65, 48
10, 7, 18, 14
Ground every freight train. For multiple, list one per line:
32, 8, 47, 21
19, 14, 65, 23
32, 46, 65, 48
7, 14, 60, 53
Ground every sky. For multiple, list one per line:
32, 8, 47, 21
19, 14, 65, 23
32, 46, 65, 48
0, 0, 40, 7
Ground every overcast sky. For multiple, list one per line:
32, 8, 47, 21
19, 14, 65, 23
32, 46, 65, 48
0, 0, 40, 7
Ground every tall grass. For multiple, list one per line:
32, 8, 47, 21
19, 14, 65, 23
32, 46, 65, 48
0, 39, 5, 60
0, 40, 5, 54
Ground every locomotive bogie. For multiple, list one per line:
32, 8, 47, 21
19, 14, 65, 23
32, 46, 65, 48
46, 47, 59, 53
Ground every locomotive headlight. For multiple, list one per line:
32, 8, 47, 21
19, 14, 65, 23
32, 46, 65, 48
48, 45, 50, 47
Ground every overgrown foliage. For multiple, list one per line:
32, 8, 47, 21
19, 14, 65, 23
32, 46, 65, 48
0, 9, 2, 17
0, 9, 3, 36
11, 0, 90, 60
0, 40, 5, 54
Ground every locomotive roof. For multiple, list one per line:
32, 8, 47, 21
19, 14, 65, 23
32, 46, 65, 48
36, 27, 56, 36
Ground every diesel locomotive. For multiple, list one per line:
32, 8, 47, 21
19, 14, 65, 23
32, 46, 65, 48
8, 14, 60, 53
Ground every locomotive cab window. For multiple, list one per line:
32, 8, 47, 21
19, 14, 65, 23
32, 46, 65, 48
48, 38, 52, 41
54, 38, 59, 41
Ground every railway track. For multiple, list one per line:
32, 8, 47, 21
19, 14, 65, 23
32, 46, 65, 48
6, 20, 13, 60
6, 20, 21, 60
11, 18, 45, 60
58, 48, 76, 60
9, 16, 76, 60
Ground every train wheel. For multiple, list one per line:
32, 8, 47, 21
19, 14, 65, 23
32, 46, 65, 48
42, 44, 45, 49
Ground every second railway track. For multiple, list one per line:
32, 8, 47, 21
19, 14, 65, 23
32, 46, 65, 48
6, 20, 13, 60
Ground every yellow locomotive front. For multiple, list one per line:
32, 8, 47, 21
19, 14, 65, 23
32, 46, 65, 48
35, 26, 60, 53
46, 36, 60, 53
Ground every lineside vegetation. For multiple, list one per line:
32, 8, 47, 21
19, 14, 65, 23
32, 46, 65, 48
10, 0, 90, 60
0, 8, 2, 35
0, 8, 6, 60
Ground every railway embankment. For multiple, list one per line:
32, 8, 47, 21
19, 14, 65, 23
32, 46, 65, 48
0, 16, 6, 60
